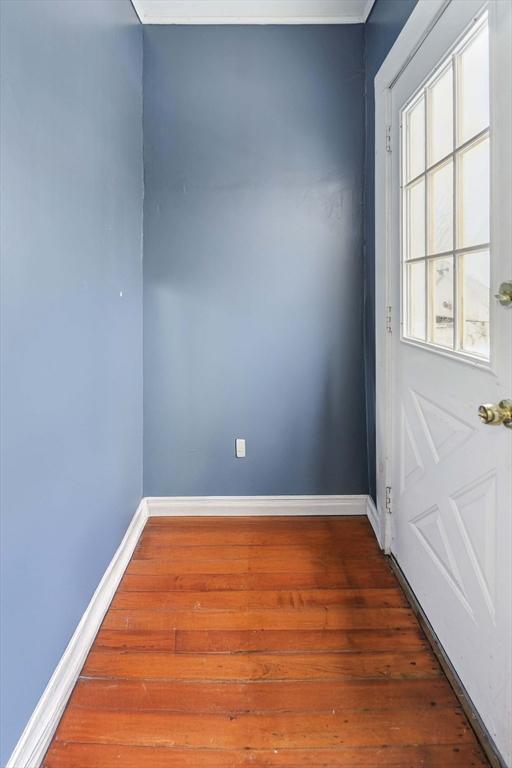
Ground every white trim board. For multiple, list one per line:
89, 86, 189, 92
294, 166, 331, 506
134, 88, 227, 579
146, 494, 370, 516
7, 493, 378, 768
365, 494, 380, 543
130, 0, 376, 25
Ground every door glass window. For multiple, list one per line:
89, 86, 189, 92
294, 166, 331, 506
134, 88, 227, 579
401, 14, 490, 359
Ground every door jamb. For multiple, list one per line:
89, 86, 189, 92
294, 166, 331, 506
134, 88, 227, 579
374, 0, 454, 552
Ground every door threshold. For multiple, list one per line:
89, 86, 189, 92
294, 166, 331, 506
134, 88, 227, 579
389, 555, 506, 768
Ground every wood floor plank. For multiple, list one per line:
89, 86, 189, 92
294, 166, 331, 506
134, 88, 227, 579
137, 528, 381, 546
174, 627, 427, 653
94, 629, 176, 651
43, 516, 489, 768
55, 708, 475, 749
44, 742, 489, 768
83, 648, 440, 681
133, 540, 380, 561
144, 515, 373, 536
95, 626, 427, 652
139, 519, 372, 534
124, 558, 395, 579
111, 587, 407, 611
69, 678, 458, 713
119, 567, 398, 591
101, 606, 419, 631
127, 556, 381, 576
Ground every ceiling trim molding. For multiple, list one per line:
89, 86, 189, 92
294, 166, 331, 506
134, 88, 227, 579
362, 0, 376, 22
130, 0, 143, 23
135, 17, 365, 24
131, 0, 374, 25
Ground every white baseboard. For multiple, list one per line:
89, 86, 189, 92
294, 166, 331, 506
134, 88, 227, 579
146, 494, 369, 517
6, 499, 149, 768
8, 493, 380, 768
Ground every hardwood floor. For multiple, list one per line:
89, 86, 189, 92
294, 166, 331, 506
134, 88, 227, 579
43, 516, 489, 767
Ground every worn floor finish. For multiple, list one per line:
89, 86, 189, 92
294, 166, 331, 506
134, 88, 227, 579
43, 516, 488, 767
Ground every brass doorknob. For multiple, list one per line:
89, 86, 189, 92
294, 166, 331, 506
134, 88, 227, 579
495, 281, 512, 307
478, 399, 512, 428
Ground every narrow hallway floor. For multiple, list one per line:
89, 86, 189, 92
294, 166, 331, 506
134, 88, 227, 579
43, 515, 489, 767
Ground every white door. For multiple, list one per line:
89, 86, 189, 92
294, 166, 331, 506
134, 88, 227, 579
388, 1, 512, 764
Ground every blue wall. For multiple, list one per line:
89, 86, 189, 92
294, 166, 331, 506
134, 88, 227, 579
363, 0, 418, 498
143, 25, 367, 496
0, 1, 143, 761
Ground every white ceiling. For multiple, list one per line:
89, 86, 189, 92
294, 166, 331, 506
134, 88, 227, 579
131, 0, 376, 25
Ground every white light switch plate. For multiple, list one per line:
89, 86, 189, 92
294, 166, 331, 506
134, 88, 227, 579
235, 438, 246, 458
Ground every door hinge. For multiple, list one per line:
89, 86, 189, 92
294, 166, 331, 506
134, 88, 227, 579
386, 305, 392, 334
385, 125, 392, 153
385, 486, 392, 515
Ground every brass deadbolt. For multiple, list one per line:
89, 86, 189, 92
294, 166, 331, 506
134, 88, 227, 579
478, 399, 512, 428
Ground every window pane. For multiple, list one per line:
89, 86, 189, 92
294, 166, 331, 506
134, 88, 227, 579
457, 136, 489, 249
405, 261, 426, 340
460, 249, 490, 358
428, 160, 453, 255
429, 257, 454, 348
457, 23, 489, 146
405, 96, 425, 182
428, 65, 453, 166
405, 178, 425, 260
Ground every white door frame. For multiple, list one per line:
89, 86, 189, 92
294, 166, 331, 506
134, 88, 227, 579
374, 0, 512, 552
